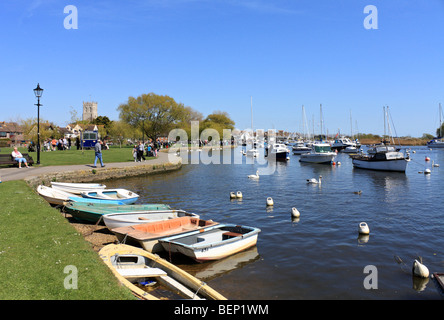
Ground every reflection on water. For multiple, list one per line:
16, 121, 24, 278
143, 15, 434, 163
103, 146, 444, 299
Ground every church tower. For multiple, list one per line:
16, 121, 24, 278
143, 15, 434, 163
82, 101, 98, 122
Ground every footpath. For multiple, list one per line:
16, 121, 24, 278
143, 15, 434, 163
0, 151, 182, 184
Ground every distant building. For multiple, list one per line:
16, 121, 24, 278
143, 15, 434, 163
82, 101, 98, 122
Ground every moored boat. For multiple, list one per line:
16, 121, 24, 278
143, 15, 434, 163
80, 188, 139, 204
99, 244, 227, 300
351, 144, 408, 172
299, 142, 336, 164
63, 201, 174, 224
112, 217, 218, 253
102, 209, 200, 229
37, 185, 76, 206
50, 182, 106, 194
265, 143, 290, 161
159, 223, 261, 262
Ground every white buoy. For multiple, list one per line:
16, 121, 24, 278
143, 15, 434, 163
248, 171, 259, 179
230, 192, 236, 199
358, 222, 370, 235
412, 259, 429, 278
424, 169, 431, 174
236, 191, 243, 198
291, 207, 300, 218
306, 175, 322, 184
266, 197, 274, 206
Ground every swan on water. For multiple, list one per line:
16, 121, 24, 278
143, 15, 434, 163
248, 171, 259, 179
291, 207, 300, 218
358, 222, 370, 235
412, 259, 429, 278
307, 175, 322, 184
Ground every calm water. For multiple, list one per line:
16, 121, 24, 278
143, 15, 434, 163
103, 146, 444, 300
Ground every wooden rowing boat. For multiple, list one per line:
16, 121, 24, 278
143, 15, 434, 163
99, 244, 227, 300
50, 182, 106, 194
80, 189, 139, 204
112, 217, 218, 253
159, 224, 261, 262
63, 202, 171, 223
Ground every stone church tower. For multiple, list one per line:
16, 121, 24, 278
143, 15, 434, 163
82, 101, 98, 122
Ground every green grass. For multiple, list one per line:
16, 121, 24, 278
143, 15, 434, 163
0, 146, 154, 167
0, 180, 135, 299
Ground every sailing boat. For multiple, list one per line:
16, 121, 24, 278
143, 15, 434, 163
427, 103, 444, 148
292, 106, 312, 155
351, 106, 408, 172
246, 96, 259, 157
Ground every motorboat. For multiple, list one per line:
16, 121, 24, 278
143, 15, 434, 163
265, 143, 290, 161
159, 223, 261, 262
331, 137, 359, 152
292, 141, 311, 155
299, 142, 336, 164
99, 244, 227, 300
351, 144, 408, 172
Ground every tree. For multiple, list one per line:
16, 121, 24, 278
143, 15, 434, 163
202, 111, 235, 139
117, 93, 187, 141
107, 120, 135, 147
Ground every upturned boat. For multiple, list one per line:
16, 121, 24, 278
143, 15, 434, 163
99, 244, 227, 300
80, 188, 139, 204
63, 202, 171, 223
159, 223, 261, 262
37, 185, 76, 206
50, 182, 106, 194
112, 217, 218, 253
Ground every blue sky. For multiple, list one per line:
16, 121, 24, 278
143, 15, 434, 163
1, 0, 444, 137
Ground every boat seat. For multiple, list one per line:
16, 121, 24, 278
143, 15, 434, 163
222, 232, 243, 238
116, 267, 167, 278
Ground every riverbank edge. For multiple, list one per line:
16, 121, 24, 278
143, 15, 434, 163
24, 157, 182, 189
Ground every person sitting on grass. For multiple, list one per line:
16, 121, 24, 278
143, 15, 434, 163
11, 147, 30, 168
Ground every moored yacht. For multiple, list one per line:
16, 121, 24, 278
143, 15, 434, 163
331, 137, 359, 152
351, 144, 408, 172
265, 143, 290, 161
292, 141, 311, 155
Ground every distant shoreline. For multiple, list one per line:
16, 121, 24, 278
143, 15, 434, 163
359, 138, 427, 146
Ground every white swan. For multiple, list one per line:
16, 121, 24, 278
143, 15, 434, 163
248, 171, 259, 179
412, 259, 429, 278
307, 175, 322, 184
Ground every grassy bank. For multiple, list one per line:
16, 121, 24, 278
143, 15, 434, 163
0, 146, 154, 167
0, 180, 135, 299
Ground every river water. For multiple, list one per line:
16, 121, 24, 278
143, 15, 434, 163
103, 146, 444, 300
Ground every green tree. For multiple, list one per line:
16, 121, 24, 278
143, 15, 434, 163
117, 93, 187, 140
202, 111, 235, 138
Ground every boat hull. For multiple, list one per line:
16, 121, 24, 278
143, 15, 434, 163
352, 158, 407, 172
51, 182, 106, 194
427, 141, 444, 148
299, 153, 336, 164
81, 189, 139, 205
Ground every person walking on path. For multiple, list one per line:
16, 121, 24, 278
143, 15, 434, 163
11, 147, 30, 168
93, 140, 105, 168
138, 141, 146, 162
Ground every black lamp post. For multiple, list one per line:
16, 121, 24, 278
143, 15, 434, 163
33, 83, 43, 164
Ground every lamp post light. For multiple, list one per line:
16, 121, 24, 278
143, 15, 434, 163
33, 83, 43, 165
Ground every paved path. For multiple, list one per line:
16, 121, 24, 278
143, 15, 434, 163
0, 152, 180, 182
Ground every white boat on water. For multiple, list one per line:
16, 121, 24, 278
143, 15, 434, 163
51, 182, 106, 194
37, 185, 76, 206
299, 142, 336, 164
81, 189, 139, 204
427, 103, 444, 148
331, 137, 357, 152
265, 143, 290, 161
159, 223, 261, 262
292, 141, 311, 155
351, 144, 408, 172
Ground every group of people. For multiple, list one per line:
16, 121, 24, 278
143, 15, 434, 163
132, 141, 159, 162
42, 138, 72, 151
